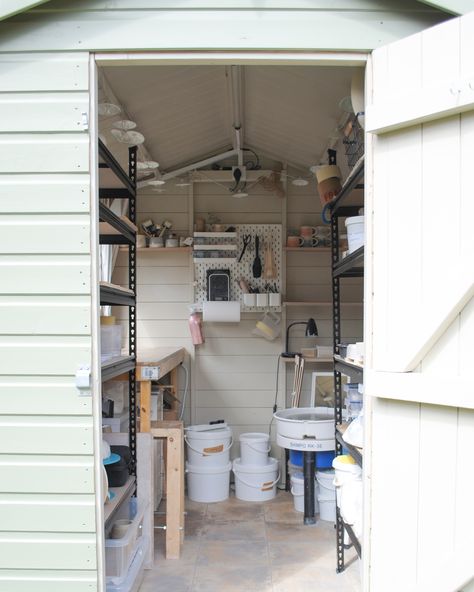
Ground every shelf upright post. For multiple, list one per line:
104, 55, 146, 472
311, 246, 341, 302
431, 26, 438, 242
128, 145, 138, 475
331, 210, 345, 573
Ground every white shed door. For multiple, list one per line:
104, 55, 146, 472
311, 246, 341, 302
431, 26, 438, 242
364, 12, 474, 592
365, 11, 474, 408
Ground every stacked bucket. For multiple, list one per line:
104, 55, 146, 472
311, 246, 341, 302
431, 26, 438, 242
233, 433, 280, 502
185, 423, 233, 503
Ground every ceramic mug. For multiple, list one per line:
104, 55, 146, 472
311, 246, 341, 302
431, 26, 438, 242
212, 224, 226, 232
149, 237, 164, 248
302, 236, 319, 248
195, 218, 206, 232
287, 235, 304, 248
300, 226, 318, 238
165, 238, 179, 248
110, 519, 132, 539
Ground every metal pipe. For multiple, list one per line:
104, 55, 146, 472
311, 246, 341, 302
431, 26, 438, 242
303, 451, 316, 525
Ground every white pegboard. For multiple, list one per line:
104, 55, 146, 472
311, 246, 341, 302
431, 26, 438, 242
194, 224, 282, 312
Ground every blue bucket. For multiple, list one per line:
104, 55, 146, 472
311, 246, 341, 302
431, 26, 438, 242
289, 449, 336, 469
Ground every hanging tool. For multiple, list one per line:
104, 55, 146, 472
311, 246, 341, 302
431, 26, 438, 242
263, 241, 277, 279
252, 235, 262, 278
238, 234, 251, 262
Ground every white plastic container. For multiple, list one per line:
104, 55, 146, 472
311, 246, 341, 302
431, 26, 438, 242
105, 502, 146, 584
239, 432, 270, 466
316, 469, 336, 498
290, 471, 319, 514
186, 461, 231, 503
101, 318, 122, 362
317, 494, 336, 522
106, 538, 147, 592
332, 455, 362, 507
233, 457, 279, 502
185, 424, 232, 467
345, 215, 364, 253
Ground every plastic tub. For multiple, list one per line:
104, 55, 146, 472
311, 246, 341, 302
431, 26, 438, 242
106, 538, 147, 592
186, 461, 231, 503
289, 449, 336, 470
332, 455, 362, 506
185, 424, 232, 467
316, 469, 336, 498
318, 494, 336, 522
105, 502, 146, 584
101, 318, 122, 362
290, 471, 319, 514
239, 432, 270, 466
345, 215, 364, 253
233, 457, 279, 502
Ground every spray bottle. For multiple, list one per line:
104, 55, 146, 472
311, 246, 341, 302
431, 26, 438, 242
188, 304, 204, 346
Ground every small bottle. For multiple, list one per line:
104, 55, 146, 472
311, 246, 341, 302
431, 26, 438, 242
188, 305, 204, 345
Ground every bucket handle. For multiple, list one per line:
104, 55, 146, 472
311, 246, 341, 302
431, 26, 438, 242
235, 471, 280, 490
242, 440, 271, 455
333, 477, 343, 487
184, 435, 233, 456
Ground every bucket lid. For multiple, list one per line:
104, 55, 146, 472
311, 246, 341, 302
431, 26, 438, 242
103, 452, 121, 466
345, 215, 364, 227
185, 424, 232, 439
186, 461, 232, 474
239, 432, 269, 443
332, 455, 362, 474
233, 457, 278, 474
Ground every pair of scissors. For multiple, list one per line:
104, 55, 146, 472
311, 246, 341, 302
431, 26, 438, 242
238, 234, 251, 262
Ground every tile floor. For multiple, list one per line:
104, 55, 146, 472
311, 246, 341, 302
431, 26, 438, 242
139, 491, 361, 592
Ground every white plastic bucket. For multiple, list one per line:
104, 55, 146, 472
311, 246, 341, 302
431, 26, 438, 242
316, 470, 336, 497
239, 432, 270, 466
186, 461, 231, 503
345, 215, 364, 253
290, 471, 319, 514
332, 455, 362, 507
318, 494, 336, 522
185, 424, 232, 467
233, 457, 279, 502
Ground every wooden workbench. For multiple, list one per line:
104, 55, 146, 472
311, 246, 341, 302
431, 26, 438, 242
137, 347, 185, 433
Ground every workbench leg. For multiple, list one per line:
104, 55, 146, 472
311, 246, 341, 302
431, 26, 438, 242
170, 366, 179, 418
140, 381, 151, 433
166, 429, 183, 559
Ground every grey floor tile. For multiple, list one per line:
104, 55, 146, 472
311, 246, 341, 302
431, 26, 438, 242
196, 540, 269, 568
193, 563, 273, 592
204, 519, 267, 543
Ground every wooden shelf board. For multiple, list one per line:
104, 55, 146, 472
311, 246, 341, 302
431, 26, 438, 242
193, 232, 237, 238
121, 247, 192, 253
104, 475, 136, 528
283, 301, 363, 307
99, 281, 134, 295
284, 247, 331, 252
281, 357, 333, 364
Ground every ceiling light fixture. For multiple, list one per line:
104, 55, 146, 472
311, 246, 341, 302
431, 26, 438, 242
148, 179, 166, 186
111, 129, 145, 145
98, 102, 121, 117
291, 178, 309, 187
137, 160, 159, 171
112, 119, 137, 131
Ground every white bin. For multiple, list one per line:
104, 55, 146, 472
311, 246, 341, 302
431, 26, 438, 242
345, 215, 364, 253
185, 424, 232, 467
316, 469, 335, 497
239, 432, 270, 466
318, 494, 336, 522
290, 471, 319, 514
332, 455, 361, 506
233, 457, 279, 502
186, 461, 231, 503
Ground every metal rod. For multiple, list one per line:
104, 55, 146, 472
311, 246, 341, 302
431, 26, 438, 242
303, 451, 316, 525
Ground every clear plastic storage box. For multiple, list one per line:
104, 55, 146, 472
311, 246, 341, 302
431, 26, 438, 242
105, 501, 147, 584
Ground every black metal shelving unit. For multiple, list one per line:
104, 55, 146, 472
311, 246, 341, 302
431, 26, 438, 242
329, 155, 364, 573
99, 141, 137, 473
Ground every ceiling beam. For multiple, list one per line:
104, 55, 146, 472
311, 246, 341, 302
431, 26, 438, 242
159, 149, 238, 182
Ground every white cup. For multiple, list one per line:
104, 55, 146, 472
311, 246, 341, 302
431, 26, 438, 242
149, 237, 164, 248
269, 293, 281, 307
243, 293, 257, 307
256, 293, 269, 307
110, 519, 132, 539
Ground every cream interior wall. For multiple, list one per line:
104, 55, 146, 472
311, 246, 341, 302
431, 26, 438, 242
113, 166, 363, 457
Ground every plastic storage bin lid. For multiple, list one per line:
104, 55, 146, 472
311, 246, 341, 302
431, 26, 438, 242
103, 453, 121, 466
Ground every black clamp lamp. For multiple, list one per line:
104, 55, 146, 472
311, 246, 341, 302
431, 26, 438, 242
282, 318, 318, 358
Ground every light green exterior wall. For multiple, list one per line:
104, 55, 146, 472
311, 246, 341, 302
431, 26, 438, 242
0, 52, 98, 591
0, 2, 451, 590
0, 0, 448, 53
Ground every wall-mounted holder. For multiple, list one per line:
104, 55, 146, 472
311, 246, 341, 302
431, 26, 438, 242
193, 224, 282, 312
